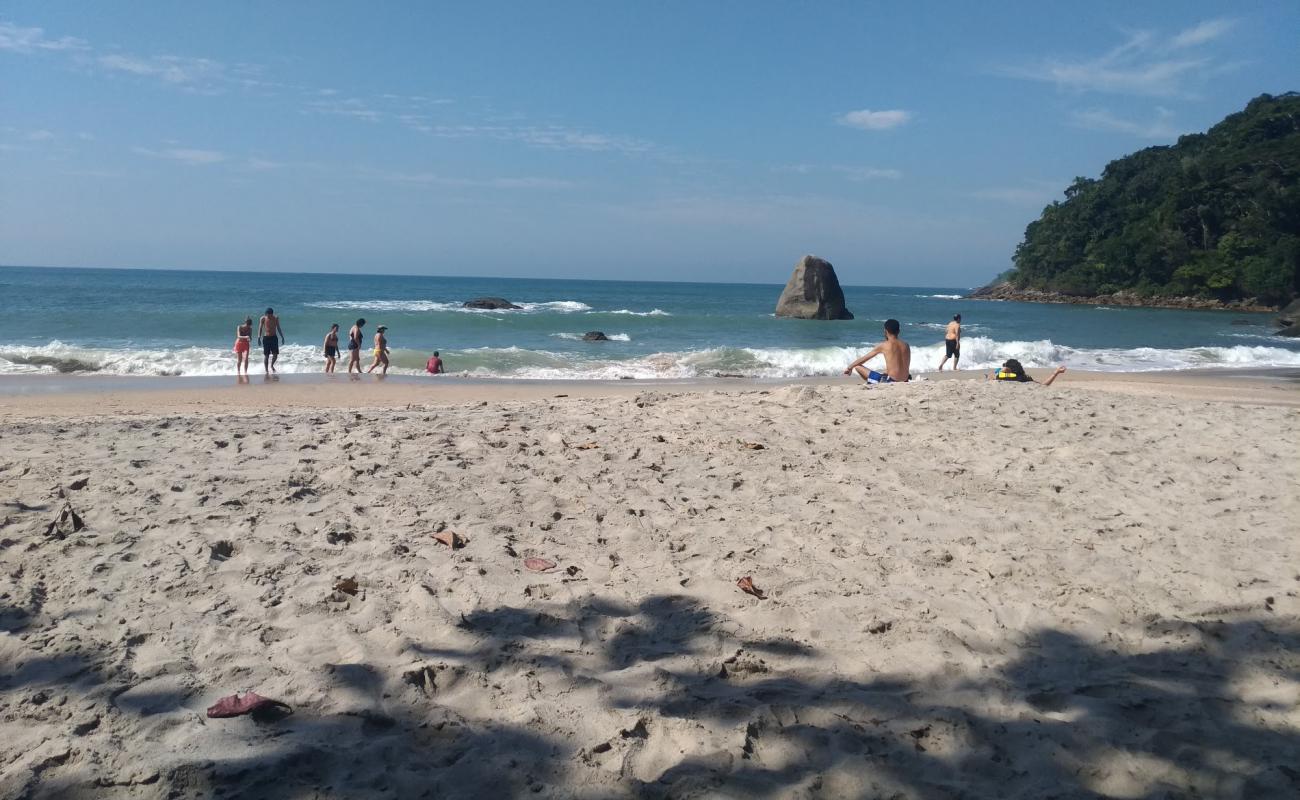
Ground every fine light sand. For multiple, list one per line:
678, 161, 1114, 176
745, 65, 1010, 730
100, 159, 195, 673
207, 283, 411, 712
2, 377, 1298, 798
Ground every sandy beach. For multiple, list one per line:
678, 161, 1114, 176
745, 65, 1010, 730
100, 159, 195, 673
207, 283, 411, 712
2, 373, 1298, 798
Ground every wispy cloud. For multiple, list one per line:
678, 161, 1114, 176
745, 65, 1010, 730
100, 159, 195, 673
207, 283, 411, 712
99, 53, 229, 91
1071, 107, 1180, 139
776, 164, 903, 181
0, 20, 87, 53
1170, 18, 1236, 49
26, 129, 55, 141
376, 171, 574, 190
837, 109, 912, 131
418, 124, 653, 155
999, 18, 1236, 96
970, 181, 1063, 206
132, 146, 226, 165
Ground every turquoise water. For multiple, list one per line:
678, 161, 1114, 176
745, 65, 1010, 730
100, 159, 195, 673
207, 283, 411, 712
1, 265, 1297, 377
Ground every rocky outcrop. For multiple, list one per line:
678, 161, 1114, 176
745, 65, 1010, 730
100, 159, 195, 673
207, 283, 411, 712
464, 297, 522, 310
582, 331, 609, 342
774, 255, 853, 320
968, 282, 1278, 312
1278, 298, 1300, 326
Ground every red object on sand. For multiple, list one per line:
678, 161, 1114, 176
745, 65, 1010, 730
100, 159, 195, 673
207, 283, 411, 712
206, 692, 288, 718
524, 557, 558, 572
736, 576, 767, 599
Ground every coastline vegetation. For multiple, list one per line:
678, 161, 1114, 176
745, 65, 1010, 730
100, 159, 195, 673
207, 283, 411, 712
998, 93, 1299, 306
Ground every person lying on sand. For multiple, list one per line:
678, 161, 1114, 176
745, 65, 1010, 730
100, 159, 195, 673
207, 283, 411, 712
844, 319, 911, 384
988, 359, 1066, 386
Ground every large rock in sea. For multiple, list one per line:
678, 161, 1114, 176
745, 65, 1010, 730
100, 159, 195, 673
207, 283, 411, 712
774, 255, 853, 320
464, 297, 522, 310
1278, 298, 1300, 326
582, 331, 609, 341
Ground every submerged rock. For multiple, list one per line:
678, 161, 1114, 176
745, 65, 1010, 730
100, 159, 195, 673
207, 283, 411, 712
774, 255, 853, 320
582, 331, 610, 342
464, 297, 522, 310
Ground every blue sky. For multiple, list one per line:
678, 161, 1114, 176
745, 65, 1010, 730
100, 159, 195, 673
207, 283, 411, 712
2, 1, 1296, 286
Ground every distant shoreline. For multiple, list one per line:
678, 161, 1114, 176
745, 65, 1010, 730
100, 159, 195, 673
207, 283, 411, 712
966, 282, 1279, 313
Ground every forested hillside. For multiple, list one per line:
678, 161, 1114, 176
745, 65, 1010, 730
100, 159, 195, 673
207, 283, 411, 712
1003, 93, 1299, 305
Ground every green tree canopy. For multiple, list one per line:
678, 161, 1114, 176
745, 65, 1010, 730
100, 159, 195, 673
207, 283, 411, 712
1005, 93, 1300, 305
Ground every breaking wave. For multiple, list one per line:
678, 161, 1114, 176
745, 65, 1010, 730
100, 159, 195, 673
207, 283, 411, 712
4, 336, 1299, 379
304, 299, 592, 314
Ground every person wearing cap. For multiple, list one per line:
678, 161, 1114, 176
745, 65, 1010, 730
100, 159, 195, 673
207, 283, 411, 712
366, 325, 390, 375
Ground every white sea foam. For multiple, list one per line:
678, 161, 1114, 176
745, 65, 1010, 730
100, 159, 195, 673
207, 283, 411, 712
2, 336, 1298, 379
920, 293, 963, 299
600, 308, 671, 316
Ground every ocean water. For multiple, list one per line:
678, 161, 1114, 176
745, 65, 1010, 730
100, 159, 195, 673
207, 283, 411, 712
1, 265, 1297, 379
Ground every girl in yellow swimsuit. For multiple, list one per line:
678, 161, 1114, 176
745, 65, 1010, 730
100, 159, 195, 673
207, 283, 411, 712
366, 325, 390, 375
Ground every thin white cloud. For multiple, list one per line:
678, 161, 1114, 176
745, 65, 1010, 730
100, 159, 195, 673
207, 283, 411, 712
26, 129, 55, 141
132, 146, 226, 165
0, 20, 87, 53
970, 187, 1061, 205
99, 53, 228, 89
375, 170, 574, 190
835, 166, 903, 181
837, 109, 912, 131
420, 124, 653, 155
1170, 19, 1236, 49
1071, 107, 1180, 139
999, 19, 1236, 96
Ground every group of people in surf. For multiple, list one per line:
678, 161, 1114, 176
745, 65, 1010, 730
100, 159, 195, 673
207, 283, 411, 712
844, 313, 1066, 386
233, 310, 447, 377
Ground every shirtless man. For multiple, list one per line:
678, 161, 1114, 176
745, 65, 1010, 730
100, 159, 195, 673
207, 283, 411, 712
346, 318, 366, 374
845, 319, 911, 384
937, 313, 961, 371
323, 323, 340, 374
258, 307, 285, 374
366, 325, 389, 375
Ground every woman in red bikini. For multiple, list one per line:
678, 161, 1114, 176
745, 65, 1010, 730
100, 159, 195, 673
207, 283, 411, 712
233, 316, 252, 375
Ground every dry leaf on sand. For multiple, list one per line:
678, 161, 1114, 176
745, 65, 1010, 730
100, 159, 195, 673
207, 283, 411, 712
525, 558, 558, 572
736, 576, 767, 599
206, 692, 291, 719
432, 531, 466, 549
334, 577, 359, 595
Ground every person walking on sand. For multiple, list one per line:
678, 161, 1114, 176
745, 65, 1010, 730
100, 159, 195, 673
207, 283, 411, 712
323, 323, 340, 374
346, 318, 366, 374
367, 325, 390, 375
258, 307, 285, 374
425, 351, 445, 375
937, 313, 962, 371
233, 316, 253, 375
845, 319, 911, 384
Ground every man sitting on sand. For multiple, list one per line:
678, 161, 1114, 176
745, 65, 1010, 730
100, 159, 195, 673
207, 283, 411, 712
845, 319, 911, 384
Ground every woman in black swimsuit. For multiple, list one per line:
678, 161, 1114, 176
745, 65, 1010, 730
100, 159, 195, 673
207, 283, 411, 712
346, 318, 365, 374
323, 323, 340, 374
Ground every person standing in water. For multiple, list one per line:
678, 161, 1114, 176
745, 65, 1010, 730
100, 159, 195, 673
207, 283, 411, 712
346, 318, 366, 374
233, 316, 253, 375
323, 323, 340, 374
937, 313, 961, 371
258, 307, 285, 374
845, 319, 911, 383
366, 325, 390, 375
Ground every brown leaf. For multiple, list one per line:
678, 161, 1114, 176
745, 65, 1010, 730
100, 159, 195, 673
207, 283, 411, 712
736, 576, 767, 599
334, 577, 359, 595
524, 558, 557, 573
740, 442, 765, 450
206, 691, 291, 719
432, 531, 466, 549
574, 442, 599, 450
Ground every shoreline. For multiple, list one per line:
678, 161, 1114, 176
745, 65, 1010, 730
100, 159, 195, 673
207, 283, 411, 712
2, 368, 1297, 418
